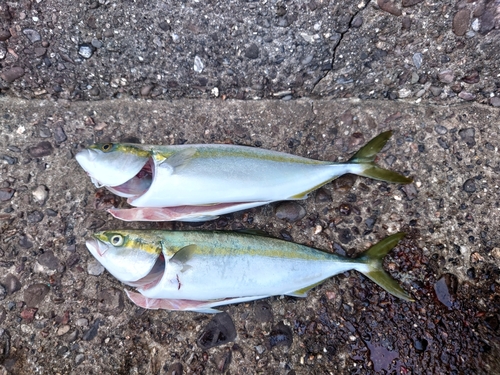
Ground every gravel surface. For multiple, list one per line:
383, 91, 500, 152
1, 0, 500, 373
0, 1, 499, 104
0, 98, 498, 374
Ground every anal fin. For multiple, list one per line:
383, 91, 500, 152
110, 201, 272, 222
125, 290, 221, 313
125, 290, 271, 313
286, 280, 326, 297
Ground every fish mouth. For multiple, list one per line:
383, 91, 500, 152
85, 237, 109, 257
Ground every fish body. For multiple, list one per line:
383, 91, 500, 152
86, 230, 413, 313
76, 131, 412, 221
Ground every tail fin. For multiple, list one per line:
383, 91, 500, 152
356, 232, 414, 301
348, 131, 412, 184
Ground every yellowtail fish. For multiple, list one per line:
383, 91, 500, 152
85, 230, 413, 313
76, 131, 412, 222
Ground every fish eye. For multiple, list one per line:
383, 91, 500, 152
101, 143, 113, 152
110, 234, 124, 246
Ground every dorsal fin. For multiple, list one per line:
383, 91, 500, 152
235, 229, 271, 237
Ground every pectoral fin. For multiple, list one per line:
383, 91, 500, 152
154, 148, 197, 174
169, 244, 197, 272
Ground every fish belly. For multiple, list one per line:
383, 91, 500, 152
131, 155, 356, 207
139, 254, 354, 300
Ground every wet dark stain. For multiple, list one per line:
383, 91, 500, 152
253, 301, 273, 323
197, 312, 236, 350
267, 321, 293, 349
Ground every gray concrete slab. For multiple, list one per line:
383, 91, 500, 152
0, 97, 498, 374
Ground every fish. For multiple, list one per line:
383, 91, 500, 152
85, 229, 413, 314
75, 131, 412, 222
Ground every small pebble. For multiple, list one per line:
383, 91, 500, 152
458, 128, 475, 147
76, 318, 89, 327
377, 0, 402, 16
453, 9, 471, 36
75, 354, 85, 365
0, 285, 6, 301
97, 288, 124, 315
165, 363, 183, 375
245, 43, 260, 59
401, 184, 418, 200
159, 21, 171, 31
0, 30, 11, 41
82, 319, 102, 341
434, 125, 448, 135
28, 141, 53, 157
458, 91, 475, 101
91, 39, 103, 49
22, 28, 41, 43
275, 202, 306, 222
463, 178, 476, 193
78, 44, 95, 59
437, 137, 449, 149
315, 187, 331, 203
193, 55, 204, 73
0, 188, 14, 201
87, 260, 105, 276
38, 126, 52, 138
57, 325, 70, 336
398, 88, 412, 98
402, 0, 423, 6
430, 86, 442, 96
3, 274, 21, 295
54, 125, 67, 143
438, 70, 454, 84
27, 211, 44, 223
32, 185, 49, 205
490, 97, 500, 107
34, 47, 47, 57
434, 274, 457, 308
402, 17, 411, 30
351, 15, 363, 28
412, 53, 423, 69
140, 84, 154, 96
24, 283, 50, 307
67, 330, 79, 343
38, 250, 59, 270
462, 70, 480, 84
1, 67, 25, 83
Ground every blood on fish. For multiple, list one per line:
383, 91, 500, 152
177, 274, 182, 290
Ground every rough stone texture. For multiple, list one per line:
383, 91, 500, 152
0, 98, 498, 374
0, 0, 498, 106
452, 9, 471, 36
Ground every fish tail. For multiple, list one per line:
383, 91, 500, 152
348, 131, 412, 184
355, 232, 414, 301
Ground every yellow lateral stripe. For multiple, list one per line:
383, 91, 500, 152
155, 146, 331, 166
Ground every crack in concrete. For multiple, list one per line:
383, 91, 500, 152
312, 1, 371, 93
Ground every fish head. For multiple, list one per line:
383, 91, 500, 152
86, 230, 163, 286
75, 143, 151, 188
